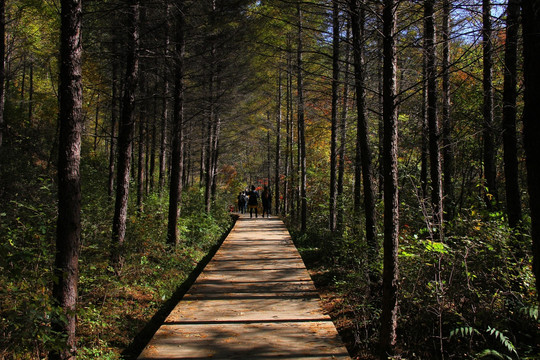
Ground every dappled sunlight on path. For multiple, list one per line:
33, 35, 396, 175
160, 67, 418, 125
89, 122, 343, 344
138, 214, 350, 360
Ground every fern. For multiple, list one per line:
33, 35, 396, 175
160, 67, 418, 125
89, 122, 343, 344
518, 305, 539, 322
486, 326, 518, 357
450, 326, 481, 338
476, 349, 512, 360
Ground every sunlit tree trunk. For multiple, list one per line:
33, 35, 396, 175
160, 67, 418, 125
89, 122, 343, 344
297, 1, 307, 233
329, 0, 340, 232
167, 0, 185, 246
159, 2, 170, 193
522, 0, 540, 303
483, 0, 498, 209
275, 69, 282, 215
502, 0, 522, 231
380, 0, 399, 356
50, 0, 83, 358
425, 0, 443, 234
350, 0, 377, 268
337, 22, 350, 234
441, 0, 454, 220
111, 0, 140, 275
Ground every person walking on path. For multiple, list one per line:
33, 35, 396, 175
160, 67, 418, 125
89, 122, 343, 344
237, 192, 246, 214
262, 185, 272, 218
247, 185, 259, 218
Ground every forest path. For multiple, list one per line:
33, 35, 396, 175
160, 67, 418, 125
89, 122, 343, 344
137, 214, 350, 359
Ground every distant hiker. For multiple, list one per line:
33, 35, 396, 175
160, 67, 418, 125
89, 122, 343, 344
247, 185, 259, 218
237, 192, 246, 213
262, 186, 272, 218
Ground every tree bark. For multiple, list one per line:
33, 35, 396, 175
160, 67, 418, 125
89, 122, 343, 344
50, 0, 83, 358
167, 0, 185, 246
329, 0, 340, 232
137, 73, 145, 214
425, 0, 443, 234
275, 67, 282, 215
108, 56, 118, 197
380, 0, 399, 356
350, 0, 377, 265
337, 22, 350, 234
441, 0, 454, 220
482, 0, 498, 209
502, 0, 522, 231
521, 0, 540, 304
297, 1, 307, 233
159, 2, 170, 193
0, 0, 5, 148
111, 0, 140, 275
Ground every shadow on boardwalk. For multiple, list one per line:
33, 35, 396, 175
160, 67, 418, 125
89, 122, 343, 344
129, 215, 350, 360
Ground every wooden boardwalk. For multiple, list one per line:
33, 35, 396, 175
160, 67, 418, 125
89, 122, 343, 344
138, 215, 350, 360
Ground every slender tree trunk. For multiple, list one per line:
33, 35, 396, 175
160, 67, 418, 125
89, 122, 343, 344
441, 0, 454, 220
50, 0, 83, 358
284, 38, 292, 215
275, 67, 282, 215
111, 0, 140, 275
297, 1, 307, 233
159, 1, 170, 192
483, 0, 498, 209
380, 0, 399, 356
149, 92, 157, 191
329, 0, 340, 232
28, 62, 33, 123
521, 0, 540, 304
167, 0, 185, 246
94, 95, 99, 151
108, 58, 118, 197
337, 22, 350, 233
0, 0, 5, 147
425, 0, 443, 234
502, 0, 522, 231
137, 72, 145, 214
350, 0, 377, 264
421, 52, 428, 200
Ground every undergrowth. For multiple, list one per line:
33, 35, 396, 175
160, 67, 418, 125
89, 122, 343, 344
0, 146, 233, 359
288, 204, 539, 360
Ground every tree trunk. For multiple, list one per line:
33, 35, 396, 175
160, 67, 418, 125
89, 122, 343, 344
350, 0, 377, 265
28, 62, 33, 123
108, 57, 118, 197
284, 37, 292, 215
421, 49, 428, 200
275, 67, 282, 215
337, 22, 350, 234
167, 0, 185, 246
111, 0, 140, 275
380, 0, 399, 356
329, 0, 340, 232
425, 0, 443, 234
297, 1, 307, 233
0, 0, 5, 147
521, 0, 540, 304
149, 92, 157, 191
441, 0, 454, 220
502, 0, 522, 231
50, 0, 83, 358
159, 1, 170, 193
137, 75, 145, 214
483, 0, 498, 209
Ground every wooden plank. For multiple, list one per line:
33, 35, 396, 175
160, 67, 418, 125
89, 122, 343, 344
138, 215, 350, 359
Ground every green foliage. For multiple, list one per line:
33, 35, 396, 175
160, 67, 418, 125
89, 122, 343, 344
0, 145, 234, 358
